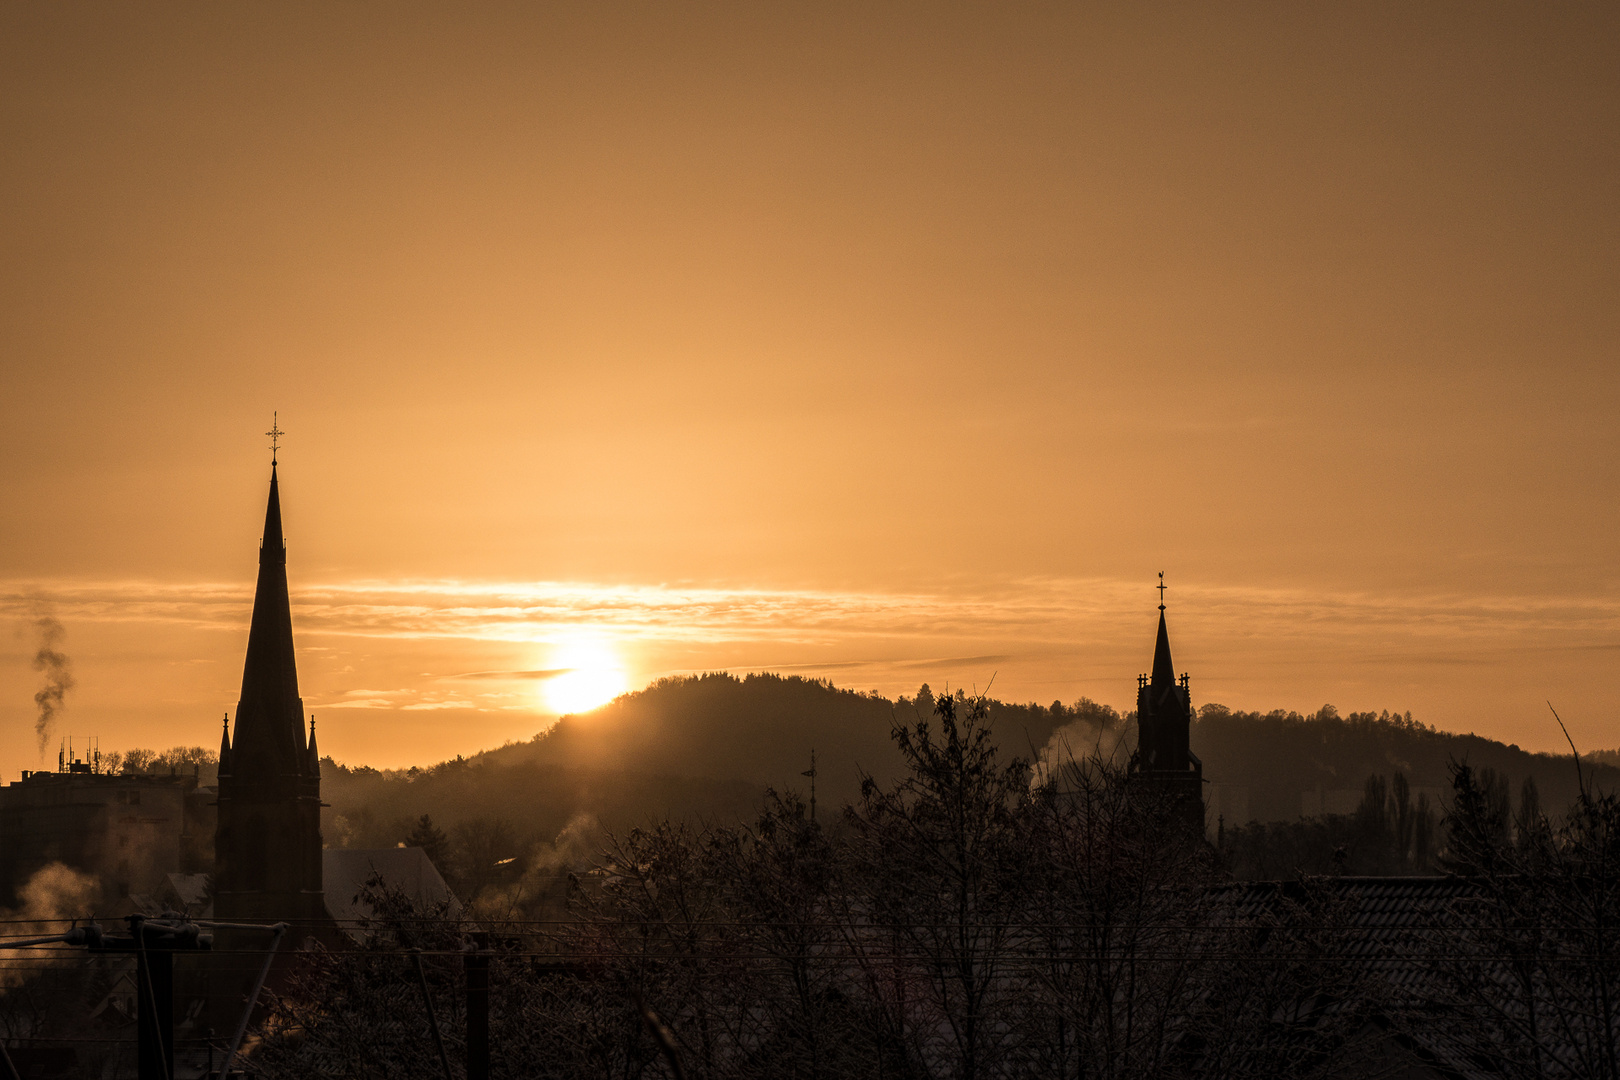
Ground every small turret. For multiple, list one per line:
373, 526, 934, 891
218, 714, 232, 777
307, 715, 320, 774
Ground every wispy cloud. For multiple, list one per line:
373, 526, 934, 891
2, 577, 1616, 654
448, 668, 572, 681
680, 653, 1017, 675
5, 575, 1616, 759
325, 687, 482, 711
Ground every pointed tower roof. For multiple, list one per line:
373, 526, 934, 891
230, 461, 308, 778
1151, 608, 1176, 687
1150, 572, 1176, 686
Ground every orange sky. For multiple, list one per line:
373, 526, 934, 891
1, 3, 1616, 772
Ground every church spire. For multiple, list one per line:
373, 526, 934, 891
214, 429, 325, 933
1151, 572, 1176, 687
229, 455, 307, 776
1130, 572, 1203, 833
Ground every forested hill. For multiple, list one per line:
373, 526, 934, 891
319, 673, 1614, 852
480, 673, 1072, 804
322, 673, 1072, 849
1192, 704, 1617, 824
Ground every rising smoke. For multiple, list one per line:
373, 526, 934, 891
0, 862, 99, 990
1033, 710, 1134, 785
31, 616, 74, 754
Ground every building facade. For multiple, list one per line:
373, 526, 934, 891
0, 759, 213, 909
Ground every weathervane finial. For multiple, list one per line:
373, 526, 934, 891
266, 412, 284, 462
1158, 571, 1166, 611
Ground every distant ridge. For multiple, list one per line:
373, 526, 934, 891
320, 674, 1616, 847
1192, 703, 1617, 824
321, 674, 1071, 847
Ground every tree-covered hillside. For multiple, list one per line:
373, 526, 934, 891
1193, 703, 1615, 824
319, 673, 1075, 863
316, 673, 1617, 897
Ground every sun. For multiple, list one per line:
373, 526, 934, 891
542, 636, 630, 715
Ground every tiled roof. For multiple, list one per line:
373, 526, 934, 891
1213, 876, 1521, 1080
322, 847, 461, 942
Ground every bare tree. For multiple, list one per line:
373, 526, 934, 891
1415, 759, 1620, 1079
834, 692, 1033, 1079
244, 695, 1415, 1079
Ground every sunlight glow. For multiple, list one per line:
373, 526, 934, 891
542, 635, 630, 715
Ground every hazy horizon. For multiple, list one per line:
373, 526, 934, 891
4, 549, 1615, 773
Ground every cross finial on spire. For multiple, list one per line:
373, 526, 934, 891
266, 412, 284, 462
1157, 571, 1166, 611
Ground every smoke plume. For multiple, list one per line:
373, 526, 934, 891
1034, 713, 1134, 785
31, 616, 74, 754
0, 862, 99, 989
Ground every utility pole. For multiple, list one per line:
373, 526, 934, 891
802, 749, 817, 824
89, 915, 213, 1080
465, 933, 491, 1080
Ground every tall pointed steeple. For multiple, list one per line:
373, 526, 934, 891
1151, 608, 1176, 689
230, 461, 308, 776
214, 434, 325, 930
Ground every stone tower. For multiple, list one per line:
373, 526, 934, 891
214, 460, 324, 928
1128, 581, 1205, 831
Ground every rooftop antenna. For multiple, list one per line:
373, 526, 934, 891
1157, 571, 1166, 611
266, 412, 284, 463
